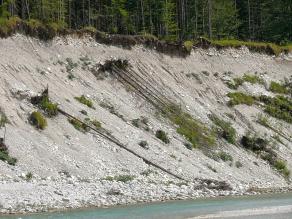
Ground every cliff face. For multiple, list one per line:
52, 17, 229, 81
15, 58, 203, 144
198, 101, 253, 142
0, 34, 291, 213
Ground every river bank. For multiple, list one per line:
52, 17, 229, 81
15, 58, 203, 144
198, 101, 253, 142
2, 191, 292, 219
0, 172, 291, 215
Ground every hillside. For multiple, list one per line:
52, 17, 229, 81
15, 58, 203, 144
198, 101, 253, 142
0, 34, 291, 214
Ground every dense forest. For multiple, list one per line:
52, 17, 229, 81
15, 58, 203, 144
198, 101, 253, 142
0, 0, 291, 43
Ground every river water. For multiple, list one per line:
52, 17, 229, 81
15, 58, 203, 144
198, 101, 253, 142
3, 192, 292, 219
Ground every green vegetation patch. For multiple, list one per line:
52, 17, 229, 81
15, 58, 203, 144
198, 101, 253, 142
104, 175, 135, 183
183, 41, 193, 53
210, 39, 288, 56
155, 130, 170, 144
210, 115, 236, 144
75, 95, 95, 109
68, 118, 89, 133
269, 81, 288, 94
39, 97, 58, 117
0, 111, 8, 127
227, 92, 255, 106
274, 160, 290, 178
165, 105, 215, 148
217, 151, 233, 162
29, 111, 47, 130
242, 74, 264, 85
258, 95, 292, 123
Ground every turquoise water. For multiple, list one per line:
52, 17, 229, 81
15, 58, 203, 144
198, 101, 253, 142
2, 193, 292, 219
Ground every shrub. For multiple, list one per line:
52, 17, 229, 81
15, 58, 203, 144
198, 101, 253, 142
210, 115, 236, 144
131, 117, 150, 131
165, 105, 215, 148
269, 81, 288, 94
274, 160, 290, 178
227, 92, 254, 106
183, 40, 193, 53
75, 95, 95, 109
68, 118, 89, 132
184, 142, 193, 150
26, 172, 33, 181
0, 150, 17, 166
257, 114, 270, 128
0, 112, 8, 127
240, 134, 268, 152
138, 140, 149, 149
29, 111, 47, 130
217, 151, 233, 162
259, 95, 292, 123
39, 97, 58, 117
155, 130, 170, 144
226, 77, 244, 90
114, 175, 135, 183
242, 74, 264, 85
0, 17, 21, 37
91, 120, 101, 129
235, 161, 243, 168
65, 58, 78, 73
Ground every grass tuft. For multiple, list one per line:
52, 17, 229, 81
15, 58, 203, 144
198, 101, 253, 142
227, 92, 254, 106
29, 111, 47, 130
75, 95, 95, 109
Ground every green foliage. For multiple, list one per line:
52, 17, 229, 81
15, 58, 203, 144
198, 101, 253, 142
211, 115, 236, 144
68, 118, 89, 133
0, 150, 17, 166
0, 16, 21, 36
0, 111, 8, 127
29, 111, 47, 130
26, 172, 33, 181
226, 77, 244, 90
165, 105, 215, 148
210, 40, 287, 56
104, 175, 135, 183
91, 120, 101, 129
274, 160, 290, 178
39, 97, 58, 117
269, 81, 288, 94
155, 130, 170, 144
217, 151, 233, 162
259, 95, 292, 123
235, 161, 243, 168
227, 92, 254, 106
138, 140, 149, 149
75, 95, 94, 109
240, 134, 268, 152
242, 74, 264, 85
257, 114, 270, 128
183, 41, 193, 53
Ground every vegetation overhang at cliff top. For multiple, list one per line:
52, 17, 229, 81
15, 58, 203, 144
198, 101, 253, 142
0, 0, 292, 56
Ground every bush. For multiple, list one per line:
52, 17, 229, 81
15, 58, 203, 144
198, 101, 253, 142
183, 40, 193, 53
257, 114, 270, 128
211, 115, 236, 144
91, 119, 101, 129
39, 97, 58, 117
240, 134, 268, 152
0, 17, 21, 37
235, 161, 243, 168
155, 130, 170, 144
0, 150, 17, 166
269, 81, 288, 94
138, 141, 149, 149
29, 111, 47, 130
226, 77, 244, 90
242, 74, 264, 85
227, 92, 255, 106
274, 160, 290, 178
217, 151, 233, 162
105, 175, 135, 183
68, 118, 89, 132
0, 112, 8, 127
75, 95, 95, 109
131, 117, 150, 131
165, 105, 215, 148
259, 95, 292, 123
